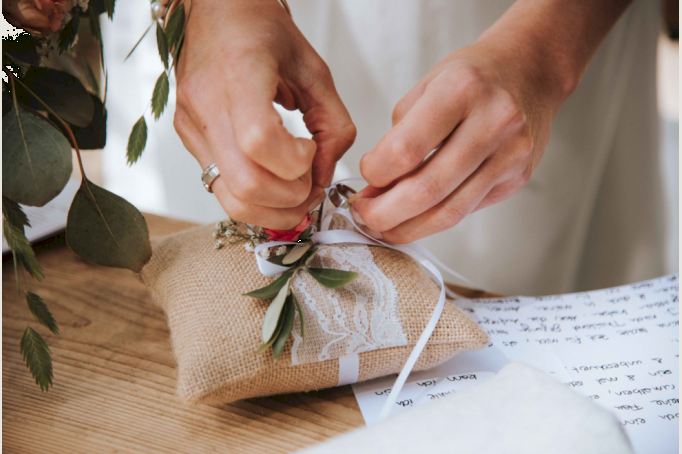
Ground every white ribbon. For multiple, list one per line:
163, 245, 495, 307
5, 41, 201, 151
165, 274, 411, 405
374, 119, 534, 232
251, 180, 473, 422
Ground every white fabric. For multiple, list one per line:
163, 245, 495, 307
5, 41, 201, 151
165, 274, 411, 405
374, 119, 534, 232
101, 0, 672, 295
298, 363, 635, 454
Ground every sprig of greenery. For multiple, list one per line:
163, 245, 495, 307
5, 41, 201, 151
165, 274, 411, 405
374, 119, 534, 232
244, 243, 359, 359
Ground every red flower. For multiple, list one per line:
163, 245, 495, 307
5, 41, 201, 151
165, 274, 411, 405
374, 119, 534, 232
263, 213, 313, 242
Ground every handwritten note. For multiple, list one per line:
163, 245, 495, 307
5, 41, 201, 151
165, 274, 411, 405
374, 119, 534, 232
352, 274, 679, 454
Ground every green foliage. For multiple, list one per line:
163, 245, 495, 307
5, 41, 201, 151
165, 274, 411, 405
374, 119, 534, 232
2, 106, 72, 207
292, 292, 305, 349
3, 220, 44, 281
2, 197, 30, 232
261, 279, 290, 342
156, 23, 169, 69
126, 116, 147, 165
165, 3, 186, 51
103, 0, 115, 19
151, 72, 169, 120
243, 271, 293, 299
66, 178, 152, 272
20, 327, 53, 391
305, 268, 360, 289
272, 297, 295, 359
26, 292, 59, 334
50, 94, 108, 150
3, 33, 39, 66
15, 67, 95, 128
282, 243, 311, 265
58, 15, 80, 54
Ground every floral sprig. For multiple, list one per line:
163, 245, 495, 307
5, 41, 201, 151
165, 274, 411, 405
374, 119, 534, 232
216, 212, 360, 359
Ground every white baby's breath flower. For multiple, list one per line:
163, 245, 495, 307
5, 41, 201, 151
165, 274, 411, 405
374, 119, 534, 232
215, 221, 223, 230
276, 245, 288, 256
212, 230, 221, 238
244, 242, 255, 252
225, 230, 234, 237
259, 248, 269, 258
214, 240, 222, 249
75, 0, 89, 12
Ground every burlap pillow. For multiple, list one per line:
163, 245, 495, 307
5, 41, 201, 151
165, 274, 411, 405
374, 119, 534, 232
140, 222, 488, 405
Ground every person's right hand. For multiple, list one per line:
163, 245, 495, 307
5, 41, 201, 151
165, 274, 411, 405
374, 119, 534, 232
174, 0, 356, 229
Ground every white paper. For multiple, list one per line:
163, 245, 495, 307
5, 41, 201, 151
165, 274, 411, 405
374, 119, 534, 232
2, 179, 80, 254
352, 274, 679, 454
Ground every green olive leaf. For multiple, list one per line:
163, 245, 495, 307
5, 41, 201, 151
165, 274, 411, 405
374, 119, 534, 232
15, 67, 94, 127
273, 297, 296, 359
282, 243, 310, 265
305, 268, 360, 289
261, 278, 290, 342
243, 270, 293, 299
266, 254, 287, 266
304, 248, 318, 267
66, 178, 152, 272
2, 106, 72, 207
292, 292, 305, 350
126, 116, 147, 165
256, 308, 285, 354
151, 72, 169, 120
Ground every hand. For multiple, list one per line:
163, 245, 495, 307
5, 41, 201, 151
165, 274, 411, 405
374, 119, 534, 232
351, 0, 630, 243
174, 0, 356, 229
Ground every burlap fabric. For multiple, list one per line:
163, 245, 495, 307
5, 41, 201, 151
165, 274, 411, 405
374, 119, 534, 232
141, 223, 488, 405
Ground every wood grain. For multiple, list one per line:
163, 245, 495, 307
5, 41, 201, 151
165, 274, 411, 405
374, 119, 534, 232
2, 214, 496, 454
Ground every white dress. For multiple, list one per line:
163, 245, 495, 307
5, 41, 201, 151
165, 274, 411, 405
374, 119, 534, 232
102, 0, 669, 295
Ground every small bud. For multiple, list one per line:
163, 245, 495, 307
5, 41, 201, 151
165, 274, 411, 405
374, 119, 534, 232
244, 242, 255, 252
214, 240, 223, 249
215, 221, 224, 230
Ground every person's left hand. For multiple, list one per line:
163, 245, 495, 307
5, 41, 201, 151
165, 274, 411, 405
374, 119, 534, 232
349, 37, 570, 243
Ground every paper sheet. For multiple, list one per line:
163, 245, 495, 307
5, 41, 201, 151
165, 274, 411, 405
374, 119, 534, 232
2, 179, 80, 254
352, 274, 679, 454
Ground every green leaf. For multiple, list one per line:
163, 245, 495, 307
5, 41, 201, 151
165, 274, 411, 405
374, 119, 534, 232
103, 0, 115, 19
3, 33, 39, 66
26, 292, 59, 334
304, 248, 318, 267
305, 268, 359, 289
165, 3, 185, 51
124, 21, 154, 62
15, 66, 95, 127
66, 178, 152, 272
3, 220, 43, 281
256, 308, 285, 354
88, 6, 102, 42
83, 60, 100, 95
126, 116, 147, 165
243, 270, 292, 299
2, 106, 72, 207
58, 15, 80, 54
292, 292, 305, 350
261, 278, 290, 342
2, 197, 30, 232
151, 72, 169, 120
156, 23, 169, 69
20, 327, 53, 391
266, 254, 287, 266
272, 297, 295, 359
282, 243, 310, 265
50, 94, 107, 150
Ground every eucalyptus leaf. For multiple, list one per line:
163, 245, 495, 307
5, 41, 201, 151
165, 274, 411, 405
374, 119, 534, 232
51, 94, 107, 150
58, 15, 79, 54
126, 116, 147, 164
3, 33, 39, 66
151, 72, 169, 120
3, 106, 72, 207
155, 23, 169, 69
261, 278, 290, 342
165, 3, 185, 51
3, 220, 43, 281
292, 292, 305, 350
282, 243, 310, 265
26, 292, 59, 334
20, 327, 53, 392
83, 60, 100, 95
243, 270, 292, 299
272, 297, 295, 359
16, 67, 94, 127
305, 268, 359, 289
66, 178, 152, 272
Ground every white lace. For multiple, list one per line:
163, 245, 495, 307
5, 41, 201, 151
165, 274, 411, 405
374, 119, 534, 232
289, 217, 407, 365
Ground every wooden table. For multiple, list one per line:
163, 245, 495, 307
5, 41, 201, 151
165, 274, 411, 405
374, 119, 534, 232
2, 214, 494, 454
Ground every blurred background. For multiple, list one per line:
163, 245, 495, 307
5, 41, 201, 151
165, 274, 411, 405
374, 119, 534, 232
36, 0, 680, 294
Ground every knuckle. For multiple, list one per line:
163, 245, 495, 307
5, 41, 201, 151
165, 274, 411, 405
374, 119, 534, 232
229, 175, 262, 204
387, 135, 423, 171
341, 121, 358, 148
437, 203, 465, 229
454, 66, 487, 96
238, 125, 269, 158
496, 95, 527, 136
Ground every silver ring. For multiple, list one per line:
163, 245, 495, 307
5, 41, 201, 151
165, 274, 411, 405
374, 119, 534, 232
328, 183, 356, 208
201, 163, 220, 193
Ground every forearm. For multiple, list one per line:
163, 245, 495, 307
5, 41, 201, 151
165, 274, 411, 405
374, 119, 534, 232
477, 0, 632, 110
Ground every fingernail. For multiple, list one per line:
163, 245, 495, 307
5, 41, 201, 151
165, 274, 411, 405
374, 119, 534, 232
350, 206, 383, 240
